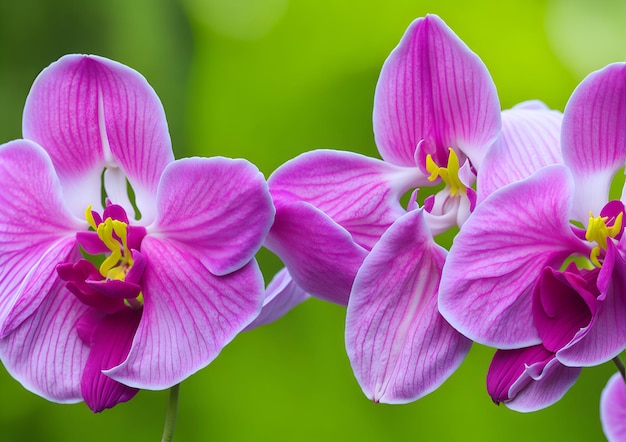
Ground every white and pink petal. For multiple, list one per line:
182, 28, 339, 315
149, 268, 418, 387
561, 63, 626, 222
22, 54, 174, 218
373, 14, 500, 169
477, 101, 562, 202
346, 209, 470, 403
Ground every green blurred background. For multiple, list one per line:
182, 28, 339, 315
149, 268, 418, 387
0, 0, 624, 440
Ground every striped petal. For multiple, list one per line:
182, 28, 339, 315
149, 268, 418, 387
22, 54, 174, 218
105, 236, 264, 389
150, 157, 274, 276
373, 14, 500, 169
346, 209, 470, 403
478, 101, 562, 201
439, 165, 589, 348
269, 149, 418, 250
561, 63, 626, 222
265, 202, 368, 306
0, 140, 83, 335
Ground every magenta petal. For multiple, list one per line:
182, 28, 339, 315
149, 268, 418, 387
601, 372, 626, 442
346, 209, 471, 403
487, 346, 581, 412
0, 284, 90, 403
86, 279, 142, 300
152, 157, 274, 276
439, 165, 589, 348
478, 102, 562, 202
558, 242, 626, 366
532, 265, 598, 353
105, 236, 264, 389
22, 54, 174, 216
373, 14, 500, 168
80, 309, 141, 412
244, 267, 310, 331
561, 63, 626, 221
57, 260, 126, 314
265, 202, 368, 306
269, 150, 420, 250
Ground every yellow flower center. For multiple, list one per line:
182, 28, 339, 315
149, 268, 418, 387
425, 148, 466, 196
85, 205, 143, 308
585, 211, 623, 267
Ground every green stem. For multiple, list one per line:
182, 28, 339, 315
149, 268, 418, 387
160, 384, 180, 442
612, 356, 626, 382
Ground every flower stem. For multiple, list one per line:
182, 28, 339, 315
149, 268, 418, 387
161, 384, 180, 442
612, 356, 626, 382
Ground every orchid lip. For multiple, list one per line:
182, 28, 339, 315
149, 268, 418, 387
59, 202, 147, 313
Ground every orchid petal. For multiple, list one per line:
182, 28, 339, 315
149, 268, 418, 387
439, 165, 589, 348
601, 372, 626, 442
80, 309, 141, 412
0, 140, 83, 333
478, 102, 562, 202
557, 242, 626, 366
151, 157, 274, 276
22, 54, 174, 218
264, 202, 368, 306
105, 236, 264, 389
532, 265, 598, 353
561, 63, 626, 222
373, 14, 500, 169
269, 149, 419, 250
0, 284, 89, 403
244, 267, 310, 331
487, 346, 581, 412
346, 209, 471, 403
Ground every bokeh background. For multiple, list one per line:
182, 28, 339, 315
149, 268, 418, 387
0, 0, 625, 440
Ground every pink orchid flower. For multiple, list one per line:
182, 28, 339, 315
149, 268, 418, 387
265, 15, 560, 403
0, 55, 275, 412
440, 63, 626, 410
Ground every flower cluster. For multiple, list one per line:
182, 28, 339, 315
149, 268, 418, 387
0, 12, 623, 442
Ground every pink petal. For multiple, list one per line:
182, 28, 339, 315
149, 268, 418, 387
0, 284, 90, 403
105, 236, 264, 389
601, 372, 626, 442
477, 102, 562, 202
151, 157, 274, 276
557, 242, 626, 365
346, 209, 471, 403
23, 54, 174, 217
0, 140, 83, 334
269, 149, 419, 250
264, 202, 368, 306
373, 14, 500, 169
561, 63, 626, 221
487, 346, 581, 412
244, 267, 310, 331
80, 309, 141, 412
439, 165, 589, 348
